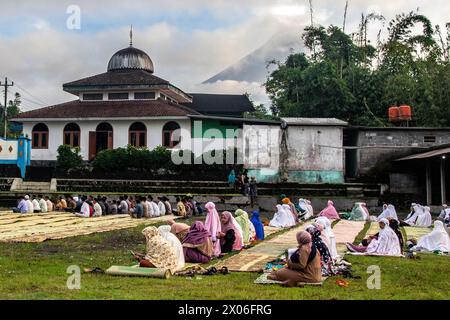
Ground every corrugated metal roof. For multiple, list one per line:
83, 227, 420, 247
282, 117, 348, 126
396, 147, 450, 161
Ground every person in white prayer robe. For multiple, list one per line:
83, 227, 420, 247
413, 221, 450, 253
270, 205, 296, 228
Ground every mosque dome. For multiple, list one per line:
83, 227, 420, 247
107, 46, 154, 73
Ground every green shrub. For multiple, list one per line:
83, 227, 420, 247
56, 145, 84, 171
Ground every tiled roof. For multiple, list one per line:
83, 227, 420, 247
63, 69, 170, 88
15, 99, 200, 119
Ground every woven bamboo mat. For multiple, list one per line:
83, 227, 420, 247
404, 226, 431, 240
331, 220, 366, 256
0, 214, 178, 243
214, 224, 307, 272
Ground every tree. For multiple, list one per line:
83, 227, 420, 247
56, 145, 84, 172
266, 10, 449, 127
0, 92, 22, 137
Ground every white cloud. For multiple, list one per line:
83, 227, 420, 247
0, 0, 448, 111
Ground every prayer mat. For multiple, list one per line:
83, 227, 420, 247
214, 224, 307, 272
404, 226, 432, 240
333, 220, 367, 244
346, 252, 404, 257
106, 265, 171, 279
254, 273, 324, 286
0, 214, 179, 243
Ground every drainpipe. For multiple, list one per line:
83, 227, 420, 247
279, 120, 289, 182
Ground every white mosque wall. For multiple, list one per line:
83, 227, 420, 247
22, 118, 192, 161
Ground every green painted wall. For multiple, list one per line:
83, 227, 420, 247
287, 170, 344, 184
246, 169, 344, 184
191, 120, 240, 139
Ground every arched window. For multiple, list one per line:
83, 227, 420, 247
162, 121, 181, 148
96, 122, 113, 132
129, 122, 147, 147
32, 123, 49, 149
63, 123, 81, 147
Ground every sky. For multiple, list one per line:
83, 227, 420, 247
0, 0, 448, 111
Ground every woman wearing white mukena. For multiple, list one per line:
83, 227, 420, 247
270, 205, 296, 228
413, 221, 450, 253
401, 203, 431, 227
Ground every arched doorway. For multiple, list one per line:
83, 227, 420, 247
89, 122, 113, 160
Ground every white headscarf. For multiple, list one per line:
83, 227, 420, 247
158, 225, 185, 271
416, 206, 433, 227
378, 204, 398, 221
299, 198, 314, 220
366, 218, 401, 256
270, 204, 296, 228
416, 221, 450, 252
404, 204, 423, 226
315, 216, 338, 259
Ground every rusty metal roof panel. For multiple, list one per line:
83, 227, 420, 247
396, 147, 450, 161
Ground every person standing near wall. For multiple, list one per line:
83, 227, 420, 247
248, 177, 258, 208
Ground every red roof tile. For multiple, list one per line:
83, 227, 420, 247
15, 99, 200, 119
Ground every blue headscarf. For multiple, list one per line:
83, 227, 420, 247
250, 210, 264, 241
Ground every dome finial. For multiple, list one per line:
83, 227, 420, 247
129, 24, 133, 47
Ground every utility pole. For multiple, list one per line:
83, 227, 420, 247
0, 78, 14, 139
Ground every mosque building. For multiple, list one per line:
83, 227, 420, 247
12, 35, 254, 163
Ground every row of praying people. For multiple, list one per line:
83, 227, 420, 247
268, 195, 314, 228
400, 203, 432, 227
12, 194, 54, 213
11, 194, 178, 219
133, 206, 267, 274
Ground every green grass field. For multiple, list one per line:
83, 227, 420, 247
0, 216, 449, 300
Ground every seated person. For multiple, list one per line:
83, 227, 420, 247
182, 221, 213, 264
64, 196, 77, 213
348, 202, 369, 221
346, 218, 401, 256
413, 221, 450, 253
169, 220, 191, 242
45, 196, 54, 212
250, 210, 265, 241
269, 205, 296, 228
132, 199, 144, 219
318, 200, 340, 220
218, 211, 243, 253
73, 196, 91, 218
56, 196, 68, 212
158, 225, 185, 271
132, 226, 179, 275
306, 225, 333, 276
378, 204, 398, 221
12, 196, 28, 213
109, 201, 118, 215
268, 231, 322, 286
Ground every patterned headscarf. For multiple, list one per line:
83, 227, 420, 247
142, 226, 179, 274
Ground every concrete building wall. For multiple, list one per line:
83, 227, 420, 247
286, 126, 344, 183
243, 124, 345, 184
22, 118, 191, 161
356, 129, 450, 176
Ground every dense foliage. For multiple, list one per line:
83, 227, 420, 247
92, 145, 241, 175
56, 145, 84, 172
266, 11, 449, 127
0, 92, 22, 138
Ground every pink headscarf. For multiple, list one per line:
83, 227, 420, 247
221, 211, 244, 251
205, 202, 222, 257
319, 200, 340, 220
